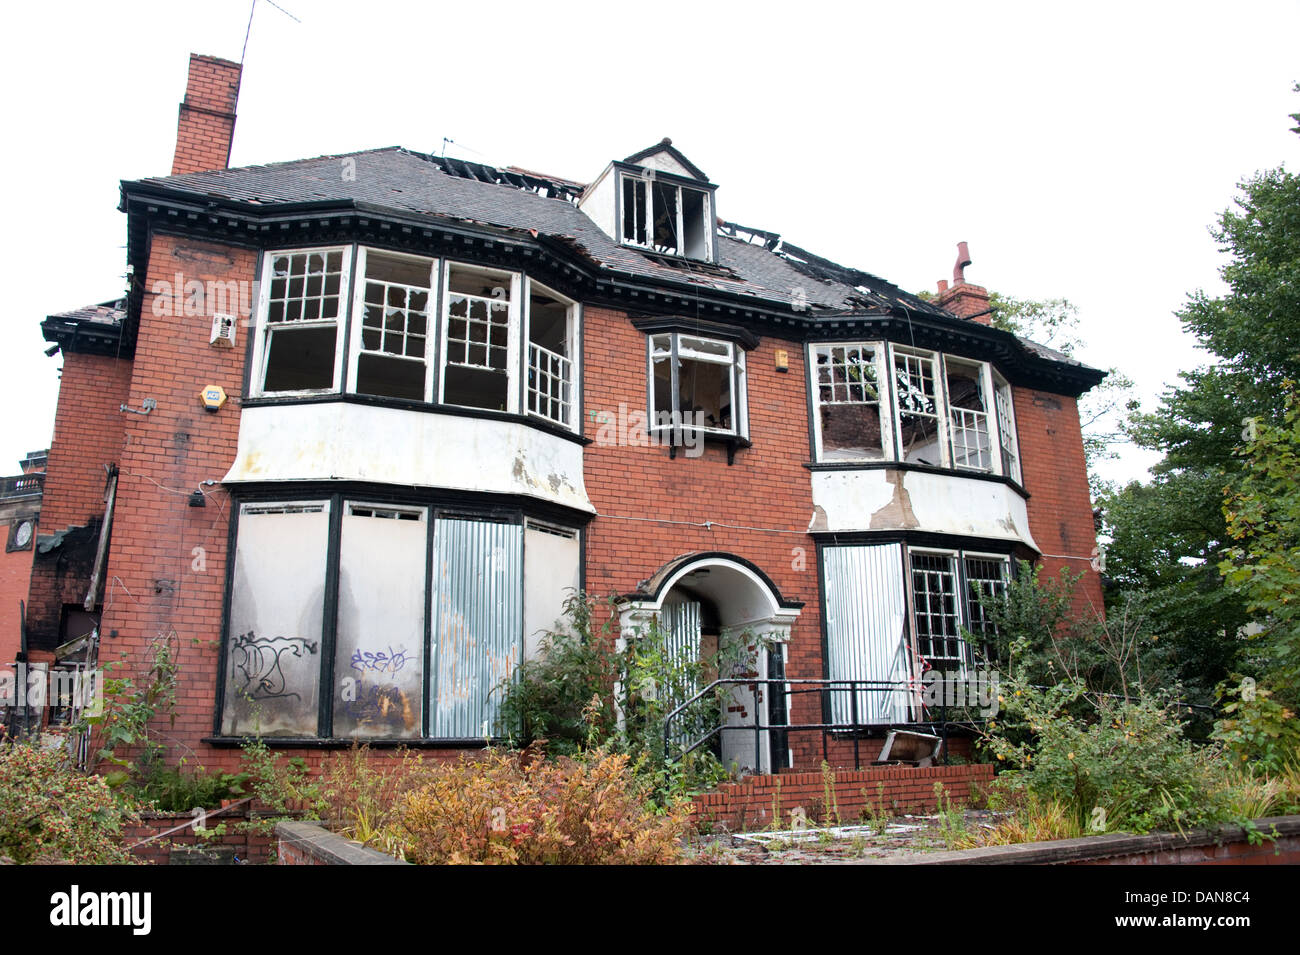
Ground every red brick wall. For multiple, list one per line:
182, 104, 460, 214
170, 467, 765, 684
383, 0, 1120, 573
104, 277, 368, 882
95, 232, 255, 773
41, 354, 132, 533
1013, 387, 1104, 619
172, 55, 241, 176
23, 353, 131, 650
579, 307, 828, 762
691, 763, 995, 831
0, 546, 34, 661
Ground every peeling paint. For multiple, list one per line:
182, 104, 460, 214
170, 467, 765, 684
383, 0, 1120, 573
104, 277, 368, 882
869, 470, 919, 530
808, 505, 828, 533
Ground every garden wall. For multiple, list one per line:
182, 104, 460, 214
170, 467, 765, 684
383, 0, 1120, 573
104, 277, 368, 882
690, 763, 995, 831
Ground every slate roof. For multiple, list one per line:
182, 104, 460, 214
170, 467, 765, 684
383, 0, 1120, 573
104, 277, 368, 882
131, 147, 954, 318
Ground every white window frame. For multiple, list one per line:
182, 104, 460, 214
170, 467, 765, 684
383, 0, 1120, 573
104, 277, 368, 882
251, 246, 352, 398
942, 355, 996, 473
345, 247, 439, 403
523, 278, 580, 431
809, 342, 892, 461
992, 370, 1022, 484
807, 340, 1020, 480
619, 173, 713, 260
647, 331, 747, 439
438, 262, 523, 413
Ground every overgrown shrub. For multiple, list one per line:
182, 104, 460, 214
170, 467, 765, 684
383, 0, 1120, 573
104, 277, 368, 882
0, 740, 140, 864
392, 749, 687, 864
498, 591, 759, 803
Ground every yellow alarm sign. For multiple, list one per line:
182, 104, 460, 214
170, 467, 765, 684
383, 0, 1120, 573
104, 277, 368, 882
199, 384, 227, 412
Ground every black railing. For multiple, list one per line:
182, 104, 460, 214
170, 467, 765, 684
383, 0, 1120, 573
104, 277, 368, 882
662, 677, 979, 771
661, 677, 1221, 771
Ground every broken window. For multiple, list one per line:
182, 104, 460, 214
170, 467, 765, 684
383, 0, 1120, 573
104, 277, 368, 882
993, 372, 1022, 483
352, 249, 435, 402
944, 357, 993, 471
260, 249, 348, 393
963, 554, 1009, 661
649, 332, 743, 436
893, 348, 942, 466
526, 281, 576, 427
909, 550, 1010, 675
442, 265, 517, 412
810, 342, 1021, 477
221, 502, 330, 736
621, 175, 711, 259
813, 344, 886, 460
910, 551, 966, 674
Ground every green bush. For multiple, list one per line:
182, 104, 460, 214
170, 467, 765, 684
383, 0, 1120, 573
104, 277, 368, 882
498, 591, 760, 804
0, 739, 140, 864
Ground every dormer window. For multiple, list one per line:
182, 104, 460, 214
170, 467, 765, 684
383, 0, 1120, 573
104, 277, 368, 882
620, 174, 711, 259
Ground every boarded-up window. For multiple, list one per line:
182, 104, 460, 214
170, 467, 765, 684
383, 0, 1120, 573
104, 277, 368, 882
222, 503, 329, 736
522, 521, 579, 661
333, 504, 427, 738
430, 518, 523, 738
822, 544, 912, 725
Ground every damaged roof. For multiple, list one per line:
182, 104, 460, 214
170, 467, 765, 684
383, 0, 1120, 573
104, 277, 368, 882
128, 147, 953, 318
41, 301, 125, 356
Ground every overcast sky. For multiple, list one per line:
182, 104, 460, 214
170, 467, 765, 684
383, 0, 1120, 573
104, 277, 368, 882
1, 1, 1296, 487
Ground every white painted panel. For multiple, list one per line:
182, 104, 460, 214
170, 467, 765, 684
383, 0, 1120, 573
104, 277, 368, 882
522, 524, 580, 661
809, 468, 1039, 549
223, 403, 594, 513
577, 164, 617, 243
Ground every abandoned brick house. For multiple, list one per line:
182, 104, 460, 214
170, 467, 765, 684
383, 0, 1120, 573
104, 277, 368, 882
15, 53, 1104, 774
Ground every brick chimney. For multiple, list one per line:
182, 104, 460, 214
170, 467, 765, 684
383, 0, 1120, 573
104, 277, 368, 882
171, 54, 242, 176
933, 241, 993, 326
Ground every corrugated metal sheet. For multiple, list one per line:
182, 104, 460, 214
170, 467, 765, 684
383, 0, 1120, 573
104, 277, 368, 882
823, 543, 912, 725
661, 601, 701, 749
430, 519, 522, 738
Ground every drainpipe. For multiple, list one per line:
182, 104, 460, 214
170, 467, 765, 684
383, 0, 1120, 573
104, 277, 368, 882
84, 466, 119, 611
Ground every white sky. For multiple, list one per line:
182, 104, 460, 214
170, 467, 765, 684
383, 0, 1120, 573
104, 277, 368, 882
1, 0, 1296, 487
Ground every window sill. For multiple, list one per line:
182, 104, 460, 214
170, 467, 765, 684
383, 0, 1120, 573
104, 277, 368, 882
242, 393, 591, 446
652, 429, 752, 465
804, 459, 1028, 499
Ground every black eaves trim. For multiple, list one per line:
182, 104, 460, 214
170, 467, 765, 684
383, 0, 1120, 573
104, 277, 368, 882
630, 314, 760, 350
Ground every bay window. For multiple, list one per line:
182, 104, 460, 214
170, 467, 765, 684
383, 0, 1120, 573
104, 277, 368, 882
809, 340, 1021, 479
822, 542, 1011, 726
250, 246, 577, 433
220, 498, 570, 741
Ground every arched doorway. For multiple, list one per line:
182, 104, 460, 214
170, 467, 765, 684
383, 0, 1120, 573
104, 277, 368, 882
618, 553, 802, 774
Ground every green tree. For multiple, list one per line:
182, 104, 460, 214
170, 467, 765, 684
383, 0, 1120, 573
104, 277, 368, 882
987, 293, 1135, 486
1104, 89, 1299, 715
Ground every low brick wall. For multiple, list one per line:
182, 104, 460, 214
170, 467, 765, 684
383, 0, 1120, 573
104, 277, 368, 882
863, 815, 1300, 865
690, 763, 995, 831
123, 806, 274, 865
275, 821, 409, 865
